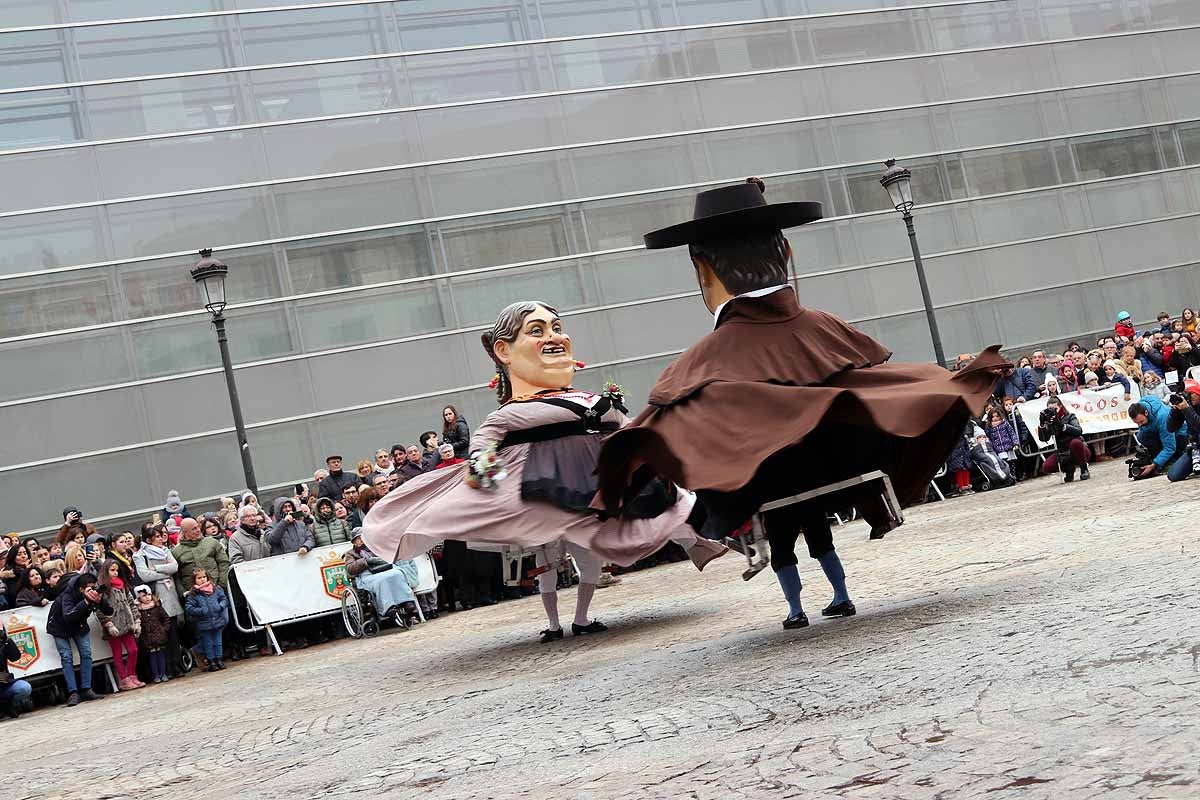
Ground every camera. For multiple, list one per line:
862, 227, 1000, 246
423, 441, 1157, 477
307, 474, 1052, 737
1169, 393, 1185, 406
1039, 408, 1057, 426
1127, 444, 1154, 480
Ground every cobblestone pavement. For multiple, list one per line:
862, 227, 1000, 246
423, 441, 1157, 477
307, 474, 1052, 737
5, 460, 1199, 799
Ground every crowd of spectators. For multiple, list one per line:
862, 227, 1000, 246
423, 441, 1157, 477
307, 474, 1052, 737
11, 311, 1195, 718
0, 405, 669, 719
941, 308, 1200, 495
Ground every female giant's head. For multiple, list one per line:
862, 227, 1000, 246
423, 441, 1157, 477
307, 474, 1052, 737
481, 301, 572, 404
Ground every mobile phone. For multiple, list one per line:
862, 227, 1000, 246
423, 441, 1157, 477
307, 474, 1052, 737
85, 544, 96, 557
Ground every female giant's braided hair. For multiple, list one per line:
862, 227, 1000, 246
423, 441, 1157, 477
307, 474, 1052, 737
481, 300, 561, 404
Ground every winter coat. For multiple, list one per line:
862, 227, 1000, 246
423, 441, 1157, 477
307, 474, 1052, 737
310, 512, 353, 548
138, 603, 172, 650
397, 460, 427, 481
98, 586, 140, 639
46, 575, 112, 639
984, 419, 1019, 455
1027, 366, 1056, 392
267, 497, 316, 556
1142, 346, 1168, 378
14, 587, 46, 608
317, 469, 358, 501
420, 449, 441, 472
1137, 394, 1188, 469
134, 546, 184, 618
1098, 373, 1131, 396
1167, 398, 1200, 446
1168, 348, 1200, 384
2, 632, 19, 685
1115, 320, 1136, 339
945, 424, 972, 472
993, 368, 1036, 401
1038, 408, 1084, 459
184, 586, 230, 632
172, 536, 230, 599
227, 526, 271, 564
443, 418, 471, 459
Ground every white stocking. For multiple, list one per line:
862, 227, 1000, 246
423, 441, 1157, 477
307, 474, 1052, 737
541, 591, 561, 631
574, 582, 596, 626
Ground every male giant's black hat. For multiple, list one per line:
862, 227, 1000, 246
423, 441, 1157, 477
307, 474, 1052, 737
643, 178, 822, 250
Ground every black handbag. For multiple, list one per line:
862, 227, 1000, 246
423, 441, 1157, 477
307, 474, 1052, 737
366, 557, 393, 574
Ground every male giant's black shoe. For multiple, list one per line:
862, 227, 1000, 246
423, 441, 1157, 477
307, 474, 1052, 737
821, 600, 857, 617
782, 612, 809, 630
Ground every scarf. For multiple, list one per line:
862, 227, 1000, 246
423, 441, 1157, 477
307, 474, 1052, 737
140, 543, 169, 561
194, 581, 214, 595
113, 550, 133, 570
110, 576, 125, 591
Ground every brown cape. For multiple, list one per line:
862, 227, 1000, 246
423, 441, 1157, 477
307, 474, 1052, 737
596, 288, 1006, 524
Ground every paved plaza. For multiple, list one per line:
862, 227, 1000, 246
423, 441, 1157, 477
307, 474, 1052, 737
7, 460, 1199, 799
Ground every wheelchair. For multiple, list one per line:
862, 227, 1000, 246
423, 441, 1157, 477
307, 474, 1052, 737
340, 584, 417, 639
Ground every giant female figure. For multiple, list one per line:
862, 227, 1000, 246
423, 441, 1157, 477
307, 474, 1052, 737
361, 301, 725, 642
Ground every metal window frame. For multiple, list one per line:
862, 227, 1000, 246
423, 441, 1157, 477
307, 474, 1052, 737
7, 192, 1200, 348
5, 65, 1200, 221
1, 15, 1192, 156
4, 110, 1199, 287
10, 231, 1196, 473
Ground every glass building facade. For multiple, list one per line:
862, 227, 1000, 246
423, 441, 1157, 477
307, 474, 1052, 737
2, 0, 1199, 534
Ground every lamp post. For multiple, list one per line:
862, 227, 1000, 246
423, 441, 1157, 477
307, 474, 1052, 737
190, 248, 258, 495
880, 159, 946, 367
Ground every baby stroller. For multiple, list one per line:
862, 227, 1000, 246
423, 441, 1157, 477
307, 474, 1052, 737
969, 434, 1015, 490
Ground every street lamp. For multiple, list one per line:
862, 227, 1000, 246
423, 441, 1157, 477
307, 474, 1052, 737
880, 159, 946, 367
190, 248, 258, 495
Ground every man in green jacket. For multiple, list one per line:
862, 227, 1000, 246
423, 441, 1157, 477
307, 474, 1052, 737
172, 517, 230, 601
310, 497, 353, 547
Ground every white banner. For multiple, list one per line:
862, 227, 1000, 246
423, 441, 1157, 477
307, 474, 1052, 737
231, 544, 353, 625
1016, 384, 1140, 448
3, 605, 111, 679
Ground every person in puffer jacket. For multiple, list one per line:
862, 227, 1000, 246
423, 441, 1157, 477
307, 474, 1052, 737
309, 497, 353, 547
185, 568, 230, 671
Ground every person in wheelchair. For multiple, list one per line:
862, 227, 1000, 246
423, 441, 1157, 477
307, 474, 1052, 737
344, 530, 420, 627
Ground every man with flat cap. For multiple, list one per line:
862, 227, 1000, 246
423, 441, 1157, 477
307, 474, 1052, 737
317, 454, 358, 501
597, 177, 1004, 630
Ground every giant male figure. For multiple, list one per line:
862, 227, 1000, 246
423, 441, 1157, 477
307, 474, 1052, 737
597, 178, 1004, 629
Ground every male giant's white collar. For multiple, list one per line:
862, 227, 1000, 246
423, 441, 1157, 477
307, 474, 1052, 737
711, 284, 789, 330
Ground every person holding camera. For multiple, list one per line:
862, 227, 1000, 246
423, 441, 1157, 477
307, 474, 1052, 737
1038, 397, 1091, 482
267, 497, 316, 556
55, 506, 97, 549
1128, 394, 1189, 480
47, 572, 112, 706
0, 625, 33, 717
1165, 379, 1200, 481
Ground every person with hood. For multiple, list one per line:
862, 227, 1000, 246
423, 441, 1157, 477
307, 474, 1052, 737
55, 506, 98, 549
1115, 310, 1135, 340
171, 518, 229, 603
1129, 395, 1189, 479
161, 489, 192, 523
267, 497, 316, 556
317, 454, 358, 500
310, 496, 353, 547
47, 572, 112, 706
